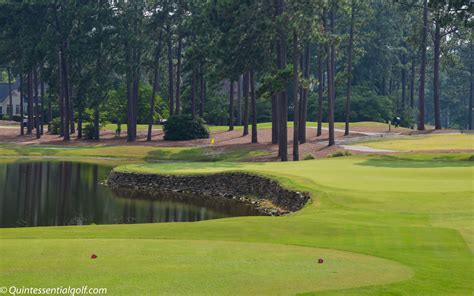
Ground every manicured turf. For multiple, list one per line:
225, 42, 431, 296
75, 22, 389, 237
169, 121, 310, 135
207, 121, 399, 132
0, 144, 268, 162
356, 133, 474, 151
0, 239, 411, 295
1, 154, 473, 295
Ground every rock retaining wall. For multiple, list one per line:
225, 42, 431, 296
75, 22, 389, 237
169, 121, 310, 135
107, 171, 310, 215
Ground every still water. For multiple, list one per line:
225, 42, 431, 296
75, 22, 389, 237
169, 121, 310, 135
0, 161, 260, 228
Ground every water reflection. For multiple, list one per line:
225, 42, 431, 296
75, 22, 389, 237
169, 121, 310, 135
0, 161, 260, 228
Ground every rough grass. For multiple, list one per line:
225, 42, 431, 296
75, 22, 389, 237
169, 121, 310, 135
1, 154, 473, 295
355, 134, 474, 151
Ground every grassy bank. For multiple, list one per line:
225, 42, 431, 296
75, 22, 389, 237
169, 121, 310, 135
0, 144, 268, 162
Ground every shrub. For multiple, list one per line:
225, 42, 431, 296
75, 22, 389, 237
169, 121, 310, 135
49, 117, 62, 135
329, 150, 352, 158
163, 115, 209, 141
83, 124, 98, 140
303, 154, 315, 160
11, 115, 22, 122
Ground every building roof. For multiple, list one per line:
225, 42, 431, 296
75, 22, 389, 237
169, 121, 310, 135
0, 79, 20, 103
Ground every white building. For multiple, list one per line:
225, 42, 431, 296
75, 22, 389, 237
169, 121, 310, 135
0, 80, 24, 117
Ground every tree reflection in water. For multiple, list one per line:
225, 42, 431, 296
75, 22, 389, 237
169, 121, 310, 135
0, 161, 260, 228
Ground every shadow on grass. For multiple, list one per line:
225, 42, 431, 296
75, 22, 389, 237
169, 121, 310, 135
356, 155, 474, 168
144, 146, 269, 162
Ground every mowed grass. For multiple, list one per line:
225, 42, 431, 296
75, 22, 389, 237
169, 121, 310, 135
0, 144, 268, 162
1, 154, 473, 295
207, 121, 397, 132
0, 239, 411, 295
356, 133, 474, 151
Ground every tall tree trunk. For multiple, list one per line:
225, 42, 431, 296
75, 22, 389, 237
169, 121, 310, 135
26, 70, 34, 135
276, 0, 288, 161
317, 44, 324, 137
469, 39, 473, 130
77, 105, 83, 139
7, 66, 13, 119
27, 70, 33, 135
401, 53, 407, 111
250, 69, 257, 143
69, 85, 75, 134
271, 14, 279, 144
175, 34, 182, 115
199, 64, 205, 118
292, 30, 299, 161
328, 6, 336, 146
147, 32, 163, 142
418, 0, 428, 131
243, 72, 249, 136
40, 78, 45, 135
167, 25, 174, 116
132, 77, 139, 140
191, 65, 197, 119
94, 104, 100, 140
20, 74, 24, 135
60, 45, 70, 141
410, 55, 415, 109
228, 80, 234, 131
299, 43, 310, 143
271, 93, 279, 143
433, 20, 442, 129
344, 0, 355, 136
58, 51, 64, 137
34, 66, 40, 139
237, 75, 242, 125
126, 41, 134, 142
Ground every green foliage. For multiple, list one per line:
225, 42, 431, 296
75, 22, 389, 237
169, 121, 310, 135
107, 83, 169, 124
335, 86, 392, 123
83, 124, 98, 140
257, 66, 293, 99
11, 115, 22, 122
163, 115, 210, 141
303, 154, 315, 160
329, 150, 352, 158
397, 107, 416, 128
49, 117, 62, 135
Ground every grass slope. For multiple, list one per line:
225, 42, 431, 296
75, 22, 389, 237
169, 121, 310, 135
1, 154, 473, 295
0, 144, 268, 162
355, 134, 474, 151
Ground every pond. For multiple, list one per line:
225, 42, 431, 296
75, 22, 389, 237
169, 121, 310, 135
0, 161, 261, 228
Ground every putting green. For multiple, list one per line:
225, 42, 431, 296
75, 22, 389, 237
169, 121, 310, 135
356, 134, 474, 151
0, 239, 411, 295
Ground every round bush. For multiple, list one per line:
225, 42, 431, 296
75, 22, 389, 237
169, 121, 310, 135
49, 117, 62, 135
163, 115, 209, 141
83, 124, 98, 140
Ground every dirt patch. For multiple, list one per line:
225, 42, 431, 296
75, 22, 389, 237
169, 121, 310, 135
0, 125, 369, 159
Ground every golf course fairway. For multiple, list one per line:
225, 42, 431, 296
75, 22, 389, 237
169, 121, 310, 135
1, 154, 473, 295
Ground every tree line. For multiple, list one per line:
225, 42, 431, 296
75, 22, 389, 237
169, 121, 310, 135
0, 0, 472, 161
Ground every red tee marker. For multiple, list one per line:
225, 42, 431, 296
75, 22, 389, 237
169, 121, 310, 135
318, 258, 324, 264
91, 254, 98, 259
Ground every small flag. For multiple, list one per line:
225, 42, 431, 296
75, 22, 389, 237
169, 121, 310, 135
210, 138, 215, 145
